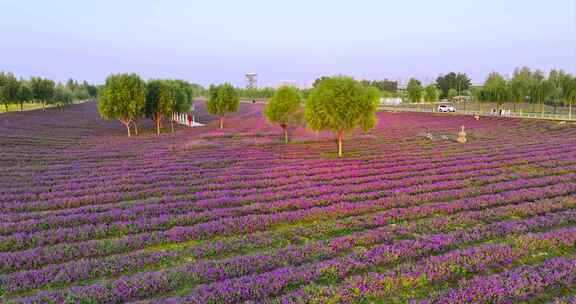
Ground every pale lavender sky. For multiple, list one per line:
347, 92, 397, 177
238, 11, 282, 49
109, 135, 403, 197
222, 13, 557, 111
0, 0, 574, 87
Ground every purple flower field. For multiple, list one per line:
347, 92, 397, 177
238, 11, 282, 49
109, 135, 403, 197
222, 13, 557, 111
1, 101, 576, 303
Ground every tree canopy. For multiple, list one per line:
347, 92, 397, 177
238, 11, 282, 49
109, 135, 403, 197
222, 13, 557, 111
98, 73, 146, 137
145, 80, 174, 135
263, 86, 303, 144
0, 72, 20, 112
482, 72, 509, 105
30, 77, 55, 111
305, 76, 379, 157
406, 78, 423, 103
424, 84, 439, 103
207, 83, 239, 129
435, 72, 471, 98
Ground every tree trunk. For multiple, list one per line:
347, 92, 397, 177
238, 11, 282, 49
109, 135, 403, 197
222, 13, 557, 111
219, 117, 224, 129
20, 102, 24, 111
123, 122, 131, 137
337, 130, 343, 158
4, 103, 7, 112
171, 119, 174, 132
569, 102, 572, 120
133, 121, 139, 136
156, 118, 161, 135
42, 101, 45, 111
283, 127, 289, 144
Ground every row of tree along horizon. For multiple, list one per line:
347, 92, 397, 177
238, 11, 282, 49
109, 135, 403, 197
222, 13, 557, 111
3, 67, 574, 113
0, 72, 99, 112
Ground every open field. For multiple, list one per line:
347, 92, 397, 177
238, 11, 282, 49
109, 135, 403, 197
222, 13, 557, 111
0, 100, 92, 114
0, 103, 47, 113
1, 101, 576, 303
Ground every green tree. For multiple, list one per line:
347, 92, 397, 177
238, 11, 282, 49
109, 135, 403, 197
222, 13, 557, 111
483, 72, 509, 106
263, 86, 303, 144
305, 76, 379, 157
568, 76, 576, 119
17, 80, 32, 111
0, 72, 20, 112
423, 84, 439, 103
98, 73, 146, 137
435, 72, 471, 98
81, 81, 98, 98
406, 78, 423, 103
508, 67, 532, 111
30, 77, 55, 111
207, 83, 239, 129
447, 88, 458, 101
145, 80, 175, 135
167, 80, 194, 132
53, 84, 74, 107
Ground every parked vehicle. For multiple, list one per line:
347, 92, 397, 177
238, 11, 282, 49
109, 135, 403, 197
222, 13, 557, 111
438, 104, 456, 112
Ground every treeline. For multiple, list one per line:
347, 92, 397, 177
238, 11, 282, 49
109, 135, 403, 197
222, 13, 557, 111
403, 68, 576, 112
0, 71, 98, 112
97, 74, 198, 136
474, 68, 576, 111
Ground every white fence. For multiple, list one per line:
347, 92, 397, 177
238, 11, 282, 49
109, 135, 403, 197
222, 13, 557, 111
379, 106, 575, 122
173, 112, 204, 127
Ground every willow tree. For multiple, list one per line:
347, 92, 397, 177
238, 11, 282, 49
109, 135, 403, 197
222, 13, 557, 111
305, 76, 379, 157
483, 72, 509, 106
98, 73, 146, 137
406, 78, 423, 103
263, 86, 303, 144
207, 83, 239, 129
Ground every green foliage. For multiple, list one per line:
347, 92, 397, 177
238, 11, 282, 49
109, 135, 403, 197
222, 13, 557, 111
0, 71, 20, 111
167, 79, 194, 114
53, 84, 74, 106
447, 88, 458, 101
435, 72, 471, 98
423, 84, 439, 103
17, 81, 32, 109
98, 73, 146, 136
360, 79, 398, 93
238, 87, 276, 99
508, 66, 531, 103
30, 77, 55, 110
305, 76, 379, 157
207, 83, 239, 129
145, 80, 175, 134
482, 72, 508, 105
263, 86, 303, 143
406, 78, 423, 103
